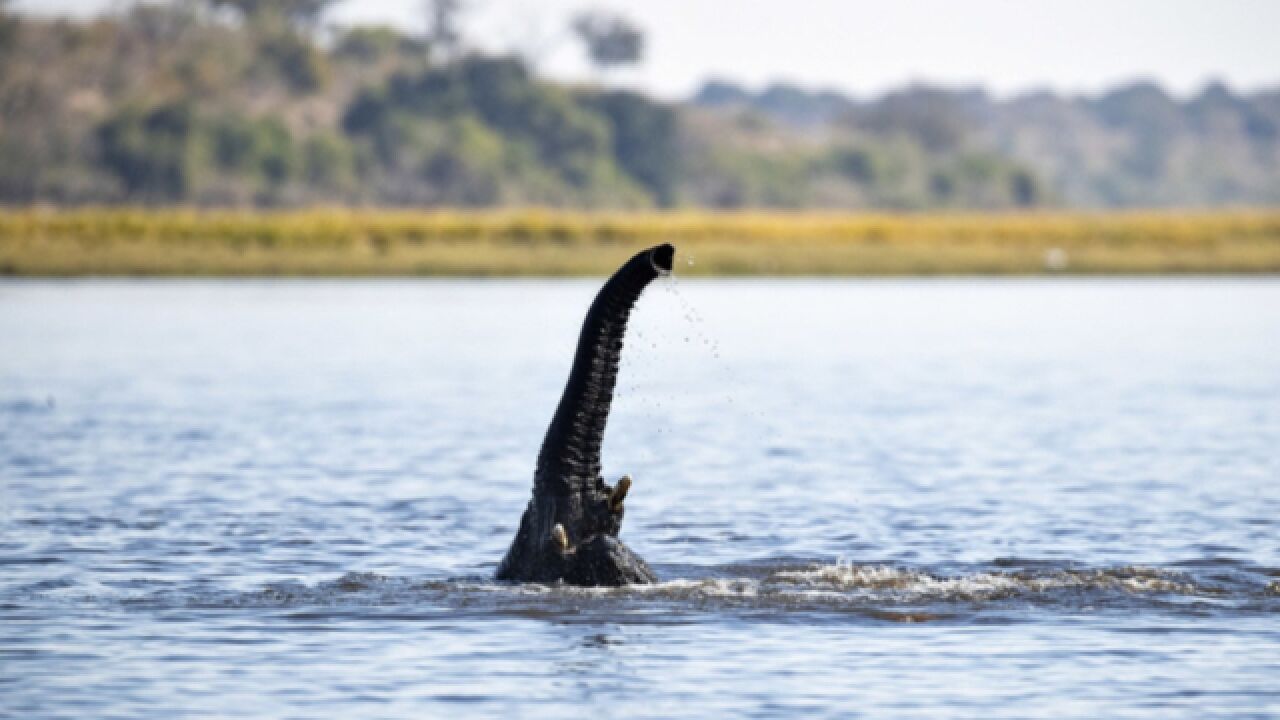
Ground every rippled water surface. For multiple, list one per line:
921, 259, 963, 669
3, 278, 1279, 718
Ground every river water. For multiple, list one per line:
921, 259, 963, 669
2, 277, 1278, 718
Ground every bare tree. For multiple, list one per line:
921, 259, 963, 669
424, 0, 465, 62
571, 9, 644, 75
208, 0, 335, 33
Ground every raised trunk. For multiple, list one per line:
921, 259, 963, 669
496, 244, 672, 585
534, 243, 674, 493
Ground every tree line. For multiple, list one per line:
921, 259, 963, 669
0, 1, 1275, 209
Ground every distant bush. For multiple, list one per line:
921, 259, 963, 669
579, 90, 680, 205
97, 103, 317, 204
342, 56, 655, 207
98, 103, 201, 201
258, 30, 329, 93
334, 25, 425, 64
301, 132, 355, 192
2, 8, 1277, 209
0, 4, 20, 62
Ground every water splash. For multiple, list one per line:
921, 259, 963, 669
68, 561, 1277, 621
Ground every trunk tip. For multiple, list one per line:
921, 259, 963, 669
649, 243, 675, 275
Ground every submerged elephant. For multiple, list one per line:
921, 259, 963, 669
496, 243, 674, 586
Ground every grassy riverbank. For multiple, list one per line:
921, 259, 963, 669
2, 209, 1279, 276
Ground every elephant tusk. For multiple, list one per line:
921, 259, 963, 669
551, 523, 570, 553
610, 475, 631, 512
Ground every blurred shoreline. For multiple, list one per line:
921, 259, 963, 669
2, 209, 1278, 276
4, 7, 1279, 214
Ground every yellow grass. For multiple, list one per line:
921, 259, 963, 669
2, 208, 1279, 276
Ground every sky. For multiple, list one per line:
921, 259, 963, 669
14, 0, 1280, 99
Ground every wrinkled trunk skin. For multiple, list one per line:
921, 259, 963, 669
496, 244, 673, 585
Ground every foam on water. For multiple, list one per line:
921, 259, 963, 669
33, 560, 1271, 623
770, 562, 1208, 598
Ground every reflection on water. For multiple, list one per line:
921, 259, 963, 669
2, 278, 1279, 718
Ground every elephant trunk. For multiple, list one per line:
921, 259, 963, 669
534, 243, 674, 493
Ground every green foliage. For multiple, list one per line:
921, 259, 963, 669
3, 9, 1277, 210
301, 132, 355, 191
580, 90, 680, 205
97, 104, 307, 203
420, 118, 506, 205
1010, 170, 1040, 208
210, 114, 295, 185
342, 56, 655, 206
827, 146, 878, 183
0, 2, 20, 63
209, 0, 334, 31
98, 102, 201, 201
334, 25, 424, 64
571, 10, 644, 71
861, 87, 979, 153
258, 29, 329, 93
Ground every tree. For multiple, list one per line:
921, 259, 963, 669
0, 0, 18, 55
858, 86, 980, 153
571, 9, 643, 75
0, 2, 17, 63
208, 0, 334, 33
580, 90, 679, 205
98, 103, 201, 201
424, 0, 464, 62
206, 1, 333, 92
